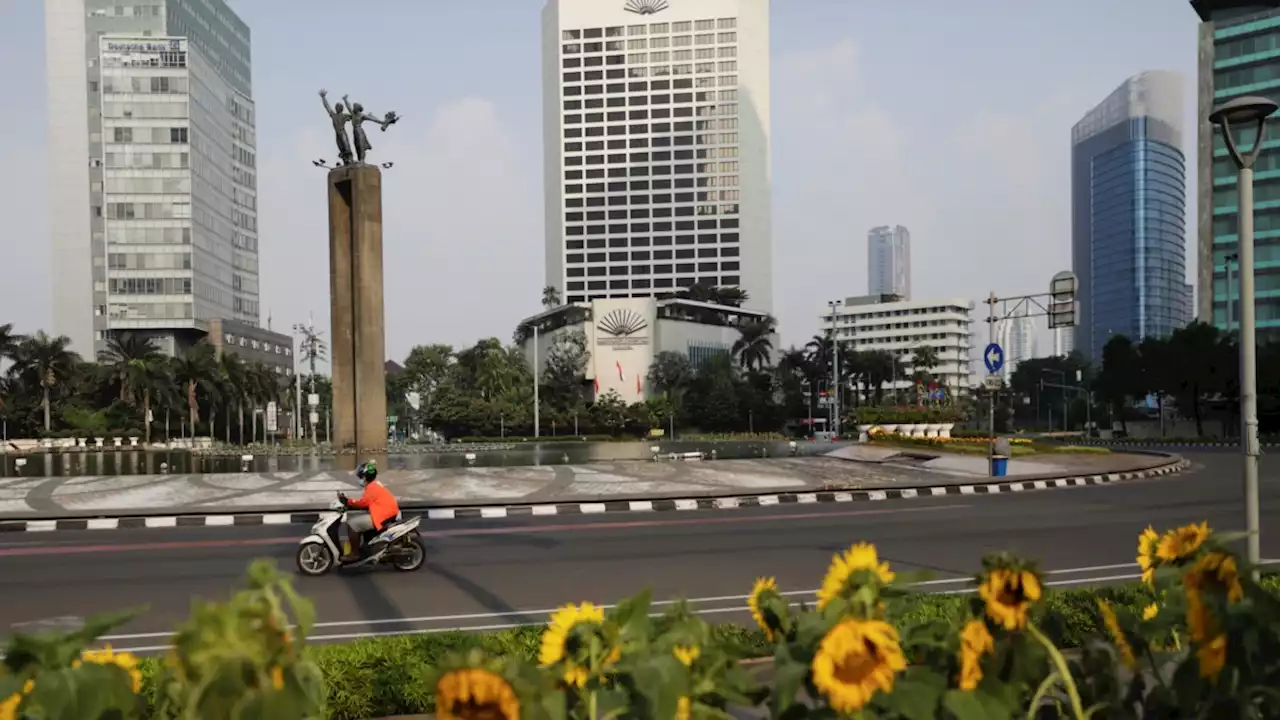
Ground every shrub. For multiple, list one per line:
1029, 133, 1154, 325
5, 525, 1279, 718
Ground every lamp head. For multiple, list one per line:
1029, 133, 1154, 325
1209, 96, 1279, 127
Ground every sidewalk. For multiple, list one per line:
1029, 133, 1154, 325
0, 448, 1180, 521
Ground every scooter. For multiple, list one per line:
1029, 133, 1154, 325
295, 493, 426, 576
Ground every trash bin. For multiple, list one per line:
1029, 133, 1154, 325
990, 455, 1009, 477
989, 438, 1011, 477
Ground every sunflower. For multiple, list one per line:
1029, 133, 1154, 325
1190, 551, 1244, 604
811, 618, 906, 713
817, 542, 896, 611
1156, 522, 1211, 563
673, 645, 700, 667
978, 568, 1042, 631
676, 696, 692, 720
748, 577, 780, 641
0, 680, 32, 720
435, 667, 520, 720
539, 602, 607, 687
78, 645, 143, 693
1137, 526, 1160, 585
1097, 600, 1136, 669
957, 619, 993, 691
1142, 603, 1159, 621
270, 666, 284, 691
1196, 634, 1227, 682
1183, 584, 1214, 643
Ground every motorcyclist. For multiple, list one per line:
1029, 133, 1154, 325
338, 460, 400, 563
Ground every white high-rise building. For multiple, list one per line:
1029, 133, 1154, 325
1009, 315, 1036, 374
822, 295, 973, 394
1053, 326, 1075, 357
542, 0, 772, 310
46, 0, 259, 358
867, 225, 910, 299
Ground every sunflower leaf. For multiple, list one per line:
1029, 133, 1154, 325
875, 665, 944, 720
943, 687, 1014, 720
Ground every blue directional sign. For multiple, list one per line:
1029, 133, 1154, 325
983, 343, 1005, 374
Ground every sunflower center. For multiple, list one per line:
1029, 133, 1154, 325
832, 640, 880, 684
452, 700, 509, 720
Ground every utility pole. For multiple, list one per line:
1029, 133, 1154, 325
533, 325, 540, 438
828, 301, 841, 438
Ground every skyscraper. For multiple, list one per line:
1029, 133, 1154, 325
867, 225, 910, 299
1071, 71, 1191, 364
46, 0, 259, 357
1193, 0, 1280, 338
542, 0, 772, 310
1053, 326, 1075, 358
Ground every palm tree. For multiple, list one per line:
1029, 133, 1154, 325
541, 285, 562, 309
216, 352, 248, 444
732, 315, 776, 371
243, 361, 280, 443
172, 344, 217, 435
0, 323, 23, 364
11, 332, 79, 432
98, 332, 162, 405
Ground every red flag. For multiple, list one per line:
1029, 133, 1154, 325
636, 374, 643, 396
593, 377, 600, 394
616, 360, 624, 381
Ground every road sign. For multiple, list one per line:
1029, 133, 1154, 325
265, 402, 278, 433
984, 374, 1003, 391
983, 343, 1005, 374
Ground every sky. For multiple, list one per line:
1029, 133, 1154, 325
0, 0, 1204, 364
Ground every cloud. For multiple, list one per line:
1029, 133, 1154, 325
258, 97, 540, 365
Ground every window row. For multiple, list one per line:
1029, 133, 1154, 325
107, 126, 188, 144
564, 32, 735, 54
105, 225, 192, 245
565, 192, 740, 214
619, 39, 739, 56
103, 301, 193, 321
561, 18, 735, 41
107, 251, 192, 271
100, 51, 186, 70
564, 95, 738, 114
564, 87, 736, 103
102, 101, 189, 119
104, 201, 192, 220
569, 247, 739, 262
566, 161, 739, 181
101, 75, 188, 94
108, 277, 192, 295
103, 176, 191, 195
565, 121, 737, 140
566, 146, 739, 162
100, 150, 189, 169
565, 275, 741, 293
563, 55, 737, 73
566, 261, 740, 277
565, 218, 745, 239
564, 204, 740, 227
565, 115, 741, 134
565, 177, 739, 198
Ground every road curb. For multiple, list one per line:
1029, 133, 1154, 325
1071, 441, 1270, 449
0, 458, 1190, 534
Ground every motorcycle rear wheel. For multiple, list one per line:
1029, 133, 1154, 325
392, 535, 426, 572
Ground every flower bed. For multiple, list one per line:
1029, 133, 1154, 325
2, 524, 1275, 719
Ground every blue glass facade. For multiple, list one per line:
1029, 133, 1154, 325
1088, 123, 1190, 357
1072, 88, 1191, 364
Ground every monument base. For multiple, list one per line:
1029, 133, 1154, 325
327, 164, 388, 453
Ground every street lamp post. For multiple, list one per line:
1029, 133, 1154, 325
828, 301, 841, 439
1225, 253, 1239, 333
1210, 95, 1279, 573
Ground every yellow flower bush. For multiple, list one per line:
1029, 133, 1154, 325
7, 524, 1280, 720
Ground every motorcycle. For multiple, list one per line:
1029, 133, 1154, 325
295, 494, 426, 576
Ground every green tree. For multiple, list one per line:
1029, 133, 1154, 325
1097, 334, 1140, 434
11, 332, 80, 432
541, 330, 590, 410
172, 344, 218, 435
541, 285, 562, 309
1165, 321, 1233, 437
732, 315, 775, 372
589, 390, 628, 436
694, 355, 741, 431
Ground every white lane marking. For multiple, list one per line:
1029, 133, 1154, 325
479, 507, 507, 519
531, 505, 558, 516
204, 515, 235, 527
867, 491, 888, 501
94, 560, 1182, 643
580, 503, 607, 514
86, 519, 118, 530
262, 514, 293, 525
628, 501, 653, 512
143, 517, 176, 529
674, 499, 699, 511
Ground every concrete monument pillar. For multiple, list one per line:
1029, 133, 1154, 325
327, 164, 388, 453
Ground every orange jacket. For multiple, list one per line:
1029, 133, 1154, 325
350, 480, 399, 530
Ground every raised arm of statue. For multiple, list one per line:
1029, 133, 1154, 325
320, 89, 335, 116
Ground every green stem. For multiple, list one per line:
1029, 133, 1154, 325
1026, 670, 1060, 719
1028, 623, 1086, 720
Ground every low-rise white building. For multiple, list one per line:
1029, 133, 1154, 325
517, 297, 774, 402
818, 294, 974, 393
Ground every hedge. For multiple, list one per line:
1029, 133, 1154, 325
119, 577, 1275, 719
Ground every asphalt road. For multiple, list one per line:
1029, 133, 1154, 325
1, 450, 1277, 652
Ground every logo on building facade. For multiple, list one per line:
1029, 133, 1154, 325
597, 309, 650, 349
103, 39, 184, 54
624, 0, 669, 15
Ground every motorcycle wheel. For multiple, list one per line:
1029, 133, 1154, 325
296, 543, 334, 576
391, 535, 426, 572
